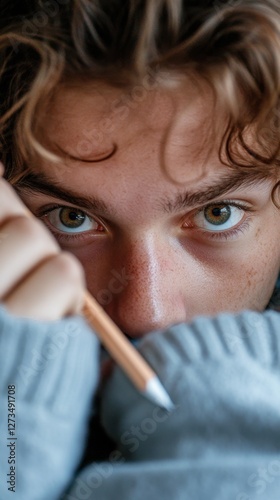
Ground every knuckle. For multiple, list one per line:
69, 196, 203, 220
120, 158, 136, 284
51, 252, 85, 286
5, 216, 40, 239
4, 216, 59, 251
0, 180, 27, 217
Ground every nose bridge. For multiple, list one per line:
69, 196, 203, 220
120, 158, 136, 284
131, 236, 165, 321
116, 234, 164, 309
105, 233, 184, 336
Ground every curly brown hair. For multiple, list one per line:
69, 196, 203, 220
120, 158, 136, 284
1, 0, 280, 193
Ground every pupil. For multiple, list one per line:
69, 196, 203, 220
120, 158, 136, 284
69, 211, 78, 221
212, 208, 221, 217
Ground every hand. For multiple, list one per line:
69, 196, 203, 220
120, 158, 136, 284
0, 165, 85, 320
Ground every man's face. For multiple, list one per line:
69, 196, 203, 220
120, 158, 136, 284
19, 77, 280, 338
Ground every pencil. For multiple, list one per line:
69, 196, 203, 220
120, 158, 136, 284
22, 206, 173, 410
83, 290, 174, 411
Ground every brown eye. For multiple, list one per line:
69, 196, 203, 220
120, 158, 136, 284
192, 203, 245, 232
45, 207, 100, 233
204, 205, 231, 226
59, 208, 86, 229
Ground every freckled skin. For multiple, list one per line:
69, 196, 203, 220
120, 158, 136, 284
20, 77, 280, 338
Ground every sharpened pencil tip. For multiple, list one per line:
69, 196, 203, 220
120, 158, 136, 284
143, 376, 175, 411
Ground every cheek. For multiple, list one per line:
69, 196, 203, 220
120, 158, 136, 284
179, 220, 280, 316
68, 244, 111, 291
55, 238, 110, 293
204, 237, 280, 312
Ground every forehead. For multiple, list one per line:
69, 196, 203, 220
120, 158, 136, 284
42, 76, 225, 184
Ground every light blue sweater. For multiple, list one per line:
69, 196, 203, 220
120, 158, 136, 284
0, 307, 280, 499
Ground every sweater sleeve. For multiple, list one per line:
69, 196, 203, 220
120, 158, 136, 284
0, 306, 100, 500
65, 309, 280, 500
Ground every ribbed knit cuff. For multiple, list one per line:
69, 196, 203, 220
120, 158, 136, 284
0, 306, 100, 416
138, 309, 280, 377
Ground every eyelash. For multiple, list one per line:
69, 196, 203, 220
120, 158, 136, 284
200, 218, 252, 241
38, 200, 254, 244
39, 204, 105, 243
186, 200, 254, 241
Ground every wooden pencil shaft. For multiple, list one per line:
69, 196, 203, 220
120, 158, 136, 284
83, 291, 155, 391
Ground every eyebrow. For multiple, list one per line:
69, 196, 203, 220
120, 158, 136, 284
15, 169, 264, 215
16, 171, 111, 215
161, 170, 264, 213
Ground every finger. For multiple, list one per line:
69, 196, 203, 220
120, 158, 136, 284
0, 216, 59, 298
4, 252, 85, 320
0, 177, 32, 223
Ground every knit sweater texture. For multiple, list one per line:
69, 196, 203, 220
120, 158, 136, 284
0, 307, 280, 499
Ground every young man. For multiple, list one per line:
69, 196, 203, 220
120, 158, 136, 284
0, 1, 280, 499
